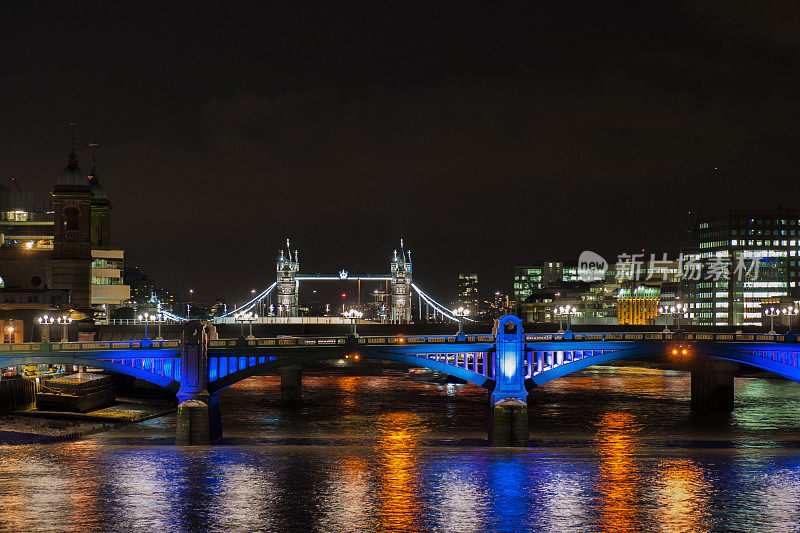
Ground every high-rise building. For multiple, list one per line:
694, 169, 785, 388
685, 209, 800, 326
456, 273, 479, 314
513, 262, 566, 302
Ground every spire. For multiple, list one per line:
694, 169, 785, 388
57, 123, 89, 188
88, 142, 99, 177
67, 122, 78, 164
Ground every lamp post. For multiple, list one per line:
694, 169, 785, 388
556, 305, 576, 333
137, 312, 152, 339
187, 288, 194, 320
56, 315, 73, 342
764, 307, 781, 335
782, 306, 799, 334
452, 306, 470, 339
659, 303, 688, 332
150, 313, 165, 341
553, 307, 565, 333
37, 315, 54, 342
657, 305, 673, 333
672, 303, 688, 331
342, 308, 363, 336
235, 311, 257, 339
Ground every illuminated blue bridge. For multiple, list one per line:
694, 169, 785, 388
3, 315, 800, 445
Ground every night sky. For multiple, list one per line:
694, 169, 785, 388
2, 2, 799, 305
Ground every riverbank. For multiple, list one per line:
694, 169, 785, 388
0, 397, 175, 444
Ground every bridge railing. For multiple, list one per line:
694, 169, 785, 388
208, 334, 497, 348
523, 332, 789, 343
0, 331, 790, 357
0, 340, 181, 353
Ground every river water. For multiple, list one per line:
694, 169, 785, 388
2, 367, 800, 532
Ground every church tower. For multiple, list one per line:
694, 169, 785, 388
87, 145, 112, 248
50, 140, 92, 309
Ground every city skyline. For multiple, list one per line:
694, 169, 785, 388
2, 3, 800, 301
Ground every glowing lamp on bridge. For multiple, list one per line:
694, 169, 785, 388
452, 307, 470, 338
234, 311, 258, 339
342, 308, 363, 336
37, 315, 55, 343
781, 306, 799, 335
764, 307, 781, 335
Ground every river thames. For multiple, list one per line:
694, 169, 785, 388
2, 367, 800, 532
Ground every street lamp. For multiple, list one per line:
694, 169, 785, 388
149, 313, 165, 340
764, 307, 781, 335
658, 303, 688, 332
782, 306, 799, 334
555, 305, 576, 333
342, 308, 363, 336
137, 312, 151, 339
553, 307, 565, 333
37, 315, 54, 342
672, 303, 688, 331
657, 305, 673, 333
56, 315, 73, 342
187, 289, 194, 320
452, 306, 470, 338
235, 311, 257, 339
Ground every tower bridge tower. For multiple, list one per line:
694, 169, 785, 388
276, 240, 299, 317
390, 241, 412, 324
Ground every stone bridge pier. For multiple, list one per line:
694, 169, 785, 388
488, 315, 529, 447
279, 364, 303, 407
691, 356, 737, 409
176, 322, 222, 445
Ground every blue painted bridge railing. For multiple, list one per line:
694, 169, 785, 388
2, 316, 800, 402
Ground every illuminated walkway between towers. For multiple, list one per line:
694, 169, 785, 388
2, 315, 800, 446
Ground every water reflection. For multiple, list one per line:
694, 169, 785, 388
4, 371, 800, 531
338, 375, 359, 410
595, 412, 642, 533
376, 412, 421, 532
651, 459, 711, 532
321, 455, 374, 532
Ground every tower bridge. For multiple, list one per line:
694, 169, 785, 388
213, 240, 457, 324
2, 315, 799, 446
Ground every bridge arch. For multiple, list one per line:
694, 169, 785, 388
0, 355, 180, 391
526, 342, 800, 388
207, 345, 495, 394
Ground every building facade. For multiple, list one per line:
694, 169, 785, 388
456, 273, 479, 314
684, 209, 800, 326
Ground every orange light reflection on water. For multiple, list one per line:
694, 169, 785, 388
338, 376, 358, 410
595, 411, 641, 533
653, 459, 711, 532
376, 412, 421, 533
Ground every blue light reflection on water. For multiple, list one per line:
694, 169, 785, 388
2, 371, 800, 531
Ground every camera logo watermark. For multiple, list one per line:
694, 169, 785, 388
577, 251, 762, 282
578, 251, 608, 282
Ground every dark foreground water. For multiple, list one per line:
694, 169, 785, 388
3, 367, 800, 532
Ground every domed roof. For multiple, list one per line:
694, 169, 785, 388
87, 166, 108, 201
57, 149, 89, 188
